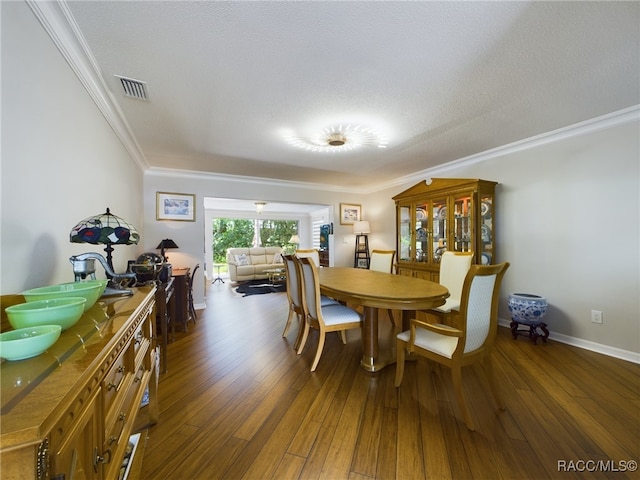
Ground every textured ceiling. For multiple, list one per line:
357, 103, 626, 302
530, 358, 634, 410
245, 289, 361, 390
65, 1, 639, 189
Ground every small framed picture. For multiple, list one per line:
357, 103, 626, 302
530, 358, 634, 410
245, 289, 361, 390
357, 258, 369, 269
339, 203, 361, 225
156, 192, 195, 221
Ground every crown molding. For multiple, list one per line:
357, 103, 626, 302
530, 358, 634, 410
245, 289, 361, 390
145, 167, 364, 194
369, 105, 640, 194
27, 0, 149, 172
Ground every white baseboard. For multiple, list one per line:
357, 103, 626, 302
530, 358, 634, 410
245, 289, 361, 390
498, 318, 640, 365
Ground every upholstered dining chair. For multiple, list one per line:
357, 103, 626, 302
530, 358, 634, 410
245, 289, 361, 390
369, 249, 396, 273
296, 257, 363, 371
395, 262, 510, 431
295, 248, 320, 267
282, 254, 304, 346
282, 255, 339, 350
369, 249, 397, 326
430, 251, 474, 325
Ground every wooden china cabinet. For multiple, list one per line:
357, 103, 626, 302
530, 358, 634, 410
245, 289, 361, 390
393, 178, 497, 281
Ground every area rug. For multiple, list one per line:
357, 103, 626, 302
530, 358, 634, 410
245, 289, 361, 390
235, 279, 286, 296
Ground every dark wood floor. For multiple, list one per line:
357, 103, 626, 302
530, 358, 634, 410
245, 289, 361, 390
137, 279, 639, 479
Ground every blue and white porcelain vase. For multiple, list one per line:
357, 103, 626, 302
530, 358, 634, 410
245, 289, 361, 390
508, 293, 547, 325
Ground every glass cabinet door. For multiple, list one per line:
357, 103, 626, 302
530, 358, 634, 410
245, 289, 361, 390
415, 201, 429, 263
452, 192, 473, 253
398, 205, 411, 261
431, 198, 447, 263
479, 193, 494, 264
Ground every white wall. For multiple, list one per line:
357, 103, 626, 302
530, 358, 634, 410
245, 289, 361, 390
1, 1, 144, 294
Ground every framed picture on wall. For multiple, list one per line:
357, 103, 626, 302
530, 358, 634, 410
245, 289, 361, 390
339, 203, 361, 225
156, 192, 196, 221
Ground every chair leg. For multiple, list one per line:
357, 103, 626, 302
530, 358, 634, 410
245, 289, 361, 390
339, 330, 347, 344
395, 339, 406, 387
296, 323, 310, 355
293, 315, 306, 351
282, 308, 295, 337
311, 331, 326, 372
451, 366, 474, 431
387, 309, 396, 326
484, 354, 505, 410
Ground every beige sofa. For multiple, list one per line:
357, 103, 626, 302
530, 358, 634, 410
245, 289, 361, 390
227, 247, 284, 282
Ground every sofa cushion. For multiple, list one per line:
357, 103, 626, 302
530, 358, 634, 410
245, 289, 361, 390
248, 247, 267, 265
235, 253, 250, 265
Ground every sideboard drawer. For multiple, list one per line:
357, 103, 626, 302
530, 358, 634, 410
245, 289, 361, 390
103, 348, 129, 416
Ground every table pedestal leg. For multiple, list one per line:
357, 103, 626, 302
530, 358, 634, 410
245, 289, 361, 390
361, 306, 397, 372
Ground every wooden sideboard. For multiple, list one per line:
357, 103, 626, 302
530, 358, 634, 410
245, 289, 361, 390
0, 287, 159, 480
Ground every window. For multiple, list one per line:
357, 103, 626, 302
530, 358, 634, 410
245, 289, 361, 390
211, 218, 298, 264
312, 218, 323, 250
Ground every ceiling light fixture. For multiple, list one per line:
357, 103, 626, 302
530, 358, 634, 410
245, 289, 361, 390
284, 124, 388, 153
255, 201, 266, 214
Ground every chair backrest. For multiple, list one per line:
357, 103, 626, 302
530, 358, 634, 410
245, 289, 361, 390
298, 256, 321, 324
457, 262, 509, 355
439, 251, 473, 303
282, 254, 302, 309
296, 249, 320, 267
369, 250, 396, 273
189, 264, 200, 289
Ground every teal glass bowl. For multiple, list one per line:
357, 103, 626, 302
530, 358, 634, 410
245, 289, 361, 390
22, 280, 107, 312
0, 325, 62, 361
5, 297, 87, 331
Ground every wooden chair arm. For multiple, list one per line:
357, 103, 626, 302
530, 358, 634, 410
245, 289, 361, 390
411, 318, 463, 337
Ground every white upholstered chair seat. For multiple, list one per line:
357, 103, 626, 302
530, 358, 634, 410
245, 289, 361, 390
432, 297, 461, 313
397, 324, 459, 359
321, 295, 340, 307
320, 304, 362, 326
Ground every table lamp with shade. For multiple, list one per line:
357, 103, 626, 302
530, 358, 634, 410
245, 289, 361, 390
288, 234, 300, 254
156, 238, 179, 262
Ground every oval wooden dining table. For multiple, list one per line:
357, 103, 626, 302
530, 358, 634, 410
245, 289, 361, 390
318, 267, 449, 372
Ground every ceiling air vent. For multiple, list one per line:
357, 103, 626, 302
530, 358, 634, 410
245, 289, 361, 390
115, 75, 149, 101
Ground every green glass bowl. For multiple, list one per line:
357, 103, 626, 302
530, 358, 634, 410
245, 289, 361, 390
22, 280, 107, 312
0, 325, 62, 361
5, 297, 87, 331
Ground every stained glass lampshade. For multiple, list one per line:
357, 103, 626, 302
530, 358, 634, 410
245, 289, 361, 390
70, 208, 140, 270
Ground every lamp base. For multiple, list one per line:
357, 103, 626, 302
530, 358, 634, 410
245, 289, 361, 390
354, 234, 370, 268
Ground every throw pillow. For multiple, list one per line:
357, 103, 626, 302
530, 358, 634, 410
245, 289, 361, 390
272, 252, 283, 264
234, 254, 249, 266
